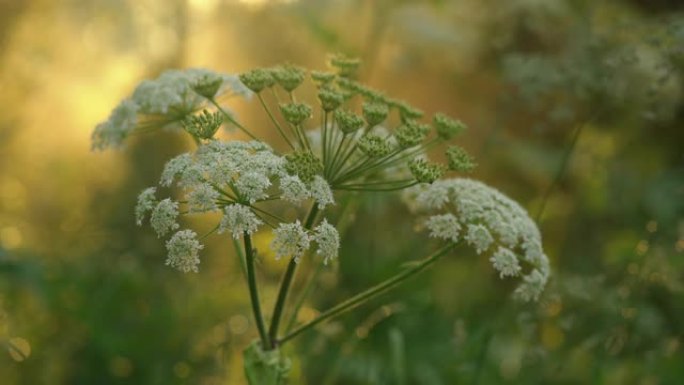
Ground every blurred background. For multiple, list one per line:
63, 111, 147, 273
1, 0, 683, 383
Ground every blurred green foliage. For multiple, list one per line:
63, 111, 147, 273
0, 0, 682, 384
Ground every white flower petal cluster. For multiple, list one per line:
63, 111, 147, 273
150, 198, 180, 237
425, 214, 460, 243
135, 187, 157, 225
313, 219, 340, 264
91, 69, 250, 150
165, 230, 203, 273
310, 176, 335, 209
271, 221, 311, 262
131, 68, 250, 115
160, 140, 284, 207
403, 178, 550, 301
279, 175, 310, 204
219, 204, 263, 239
187, 183, 220, 213
92, 99, 138, 150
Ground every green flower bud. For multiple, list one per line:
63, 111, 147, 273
191, 73, 223, 99
333, 109, 364, 134
394, 121, 429, 149
285, 151, 323, 182
358, 134, 393, 158
311, 71, 336, 85
182, 110, 223, 139
280, 102, 313, 125
318, 87, 344, 112
433, 113, 466, 140
392, 100, 424, 121
239, 68, 275, 93
362, 102, 389, 126
273, 64, 306, 92
336, 77, 361, 93
446, 146, 476, 172
409, 158, 445, 184
328, 53, 361, 78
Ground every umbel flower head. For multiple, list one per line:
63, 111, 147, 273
403, 178, 551, 301
94, 55, 481, 275
92, 68, 251, 150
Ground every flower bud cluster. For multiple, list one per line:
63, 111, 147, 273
182, 110, 223, 140
403, 178, 550, 301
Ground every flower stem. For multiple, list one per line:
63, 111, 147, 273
277, 245, 454, 346
267, 203, 320, 349
207, 98, 258, 140
243, 232, 270, 348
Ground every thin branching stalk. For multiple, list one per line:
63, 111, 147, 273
277, 244, 455, 345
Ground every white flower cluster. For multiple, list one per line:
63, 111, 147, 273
92, 68, 251, 150
403, 178, 550, 301
270, 220, 340, 264
165, 229, 203, 273
135, 139, 339, 272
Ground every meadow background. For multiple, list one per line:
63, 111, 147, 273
0, 0, 683, 384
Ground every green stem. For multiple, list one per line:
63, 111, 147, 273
243, 232, 270, 348
207, 98, 258, 140
266, 203, 320, 349
258, 93, 295, 150
278, 245, 454, 345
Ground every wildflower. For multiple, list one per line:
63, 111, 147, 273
465, 224, 494, 254
135, 187, 157, 225
284, 151, 322, 183
513, 269, 547, 301
271, 221, 311, 262
433, 113, 466, 140
313, 219, 340, 264
273, 64, 306, 92
328, 53, 361, 77
182, 110, 223, 139
311, 71, 336, 85
334, 109, 364, 134
280, 103, 313, 125
403, 178, 551, 301
490, 247, 521, 278
425, 214, 461, 243
358, 134, 393, 158
362, 102, 389, 127
239, 68, 275, 93
165, 230, 203, 273
317, 87, 344, 111
91, 99, 138, 150
187, 183, 219, 213
394, 121, 430, 149
446, 146, 476, 172
409, 158, 445, 184
219, 204, 263, 239
236, 172, 271, 203
150, 199, 180, 237
279, 175, 310, 204
310, 175, 335, 209
160, 153, 193, 187
392, 100, 424, 121
191, 72, 223, 99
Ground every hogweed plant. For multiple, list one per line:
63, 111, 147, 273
93, 55, 550, 384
